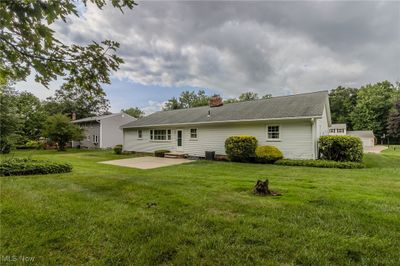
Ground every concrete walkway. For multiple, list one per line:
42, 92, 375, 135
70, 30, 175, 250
99, 156, 192, 169
364, 145, 388, 154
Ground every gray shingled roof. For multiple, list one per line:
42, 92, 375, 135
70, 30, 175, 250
72, 113, 124, 123
121, 91, 329, 128
347, 131, 375, 138
330, 123, 347, 129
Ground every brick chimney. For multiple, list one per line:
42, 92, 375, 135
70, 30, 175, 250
71, 112, 76, 121
209, 95, 223, 107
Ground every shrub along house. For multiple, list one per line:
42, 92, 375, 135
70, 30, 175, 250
72, 113, 135, 149
121, 91, 332, 159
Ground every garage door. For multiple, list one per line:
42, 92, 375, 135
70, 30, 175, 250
361, 138, 374, 148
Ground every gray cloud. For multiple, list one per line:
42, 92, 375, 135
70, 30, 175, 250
53, 1, 400, 97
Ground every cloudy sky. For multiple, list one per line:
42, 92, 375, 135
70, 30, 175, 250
17, 1, 400, 114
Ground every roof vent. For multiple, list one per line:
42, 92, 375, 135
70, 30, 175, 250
209, 95, 223, 107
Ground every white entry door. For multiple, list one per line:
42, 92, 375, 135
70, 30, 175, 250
176, 129, 183, 151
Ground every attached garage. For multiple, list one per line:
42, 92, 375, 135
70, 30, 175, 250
347, 131, 376, 148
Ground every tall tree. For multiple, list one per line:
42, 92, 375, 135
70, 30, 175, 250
45, 86, 110, 119
351, 81, 397, 139
238, 92, 259, 102
163, 90, 210, 110
387, 101, 400, 140
225, 91, 271, 103
163, 97, 181, 111
42, 114, 84, 151
15, 92, 47, 141
0, 82, 18, 152
329, 86, 358, 129
121, 107, 144, 118
179, 90, 209, 108
0, 0, 135, 95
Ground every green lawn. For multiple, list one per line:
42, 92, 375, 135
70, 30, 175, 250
1, 148, 399, 265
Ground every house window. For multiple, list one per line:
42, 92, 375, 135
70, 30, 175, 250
190, 128, 197, 139
267, 125, 280, 140
87, 135, 90, 141
138, 130, 143, 139
329, 129, 336, 133
337, 129, 345, 133
95, 135, 98, 143
150, 129, 171, 141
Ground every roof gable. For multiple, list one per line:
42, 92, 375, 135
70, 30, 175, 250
72, 112, 131, 123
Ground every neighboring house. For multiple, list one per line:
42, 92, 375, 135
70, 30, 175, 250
329, 124, 376, 149
329, 123, 347, 135
121, 91, 332, 159
72, 113, 136, 149
347, 131, 376, 148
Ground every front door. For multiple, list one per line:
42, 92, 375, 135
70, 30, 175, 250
176, 130, 183, 151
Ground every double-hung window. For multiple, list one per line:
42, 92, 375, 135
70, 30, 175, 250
190, 128, 198, 139
329, 129, 335, 133
150, 129, 171, 141
267, 125, 280, 140
337, 129, 344, 133
138, 130, 143, 139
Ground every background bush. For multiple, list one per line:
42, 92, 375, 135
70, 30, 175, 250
319, 135, 363, 162
154, 149, 170, 157
113, 144, 123, 154
275, 159, 365, 169
225, 136, 258, 162
255, 145, 283, 163
0, 158, 72, 176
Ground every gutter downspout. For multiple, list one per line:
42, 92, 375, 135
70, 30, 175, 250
98, 120, 103, 149
311, 118, 316, 159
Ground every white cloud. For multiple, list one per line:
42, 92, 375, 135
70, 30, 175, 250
142, 100, 165, 115
29, 1, 400, 98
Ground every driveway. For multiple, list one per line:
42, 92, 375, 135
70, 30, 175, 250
364, 145, 388, 154
99, 156, 192, 169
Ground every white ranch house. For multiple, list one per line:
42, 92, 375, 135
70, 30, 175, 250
121, 91, 332, 159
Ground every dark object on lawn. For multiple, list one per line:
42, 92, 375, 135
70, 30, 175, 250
253, 179, 281, 196
146, 202, 157, 208
205, 151, 215, 160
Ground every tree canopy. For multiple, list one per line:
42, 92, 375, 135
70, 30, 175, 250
44, 86, 110, 119
42, 114, 84, 151
0, 0, 136, 95
328, 81, 400, 142
121, 107, 144, 118
163, 90, 210, 110
329, 86, 358, 130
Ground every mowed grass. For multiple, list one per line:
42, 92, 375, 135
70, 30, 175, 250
1, 148, 399, 265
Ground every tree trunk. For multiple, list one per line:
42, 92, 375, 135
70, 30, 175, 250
253, 179, 281, 196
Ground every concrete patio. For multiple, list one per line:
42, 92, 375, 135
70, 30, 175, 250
99, 156, 192, 169
364, 145, 388, 154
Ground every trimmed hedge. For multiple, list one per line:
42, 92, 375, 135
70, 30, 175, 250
0, 158, 72, 176
319, 135, 363, 162
154, 149, 170, 157
275, 159, 365, 169
255, 145, 283, 163
225, 136, 258, 162
113, 144, 123, 154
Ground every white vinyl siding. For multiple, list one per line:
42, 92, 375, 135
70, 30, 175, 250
123, 120, 315, 159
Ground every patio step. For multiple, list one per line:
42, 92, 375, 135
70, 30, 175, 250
164, 152, 187, 159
